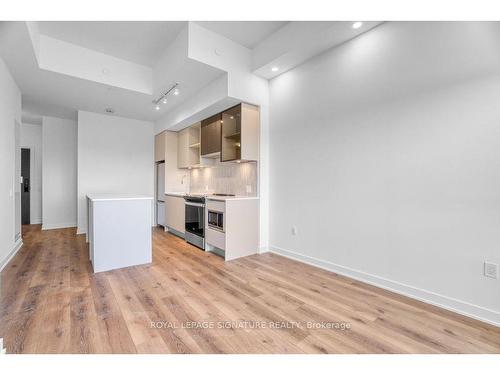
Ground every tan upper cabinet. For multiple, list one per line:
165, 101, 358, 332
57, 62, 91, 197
221, 103, 259, 162
155, 131, 166, 162
173, 103, 259, 167
177, 123, 201, 169
201, 113, 222, 157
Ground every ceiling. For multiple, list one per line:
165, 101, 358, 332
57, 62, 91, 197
0, 20, 383, 125
38, 21, 186, 67
195, 21, 287, 49
0, 21, 225, 122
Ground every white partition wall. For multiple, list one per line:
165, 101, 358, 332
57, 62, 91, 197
77, 110, 154, 234
42, 116, 77, 230
0, 57, 22, 271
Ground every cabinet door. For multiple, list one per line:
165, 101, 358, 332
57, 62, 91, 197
201, 114, 222, 156
187, 124, 201, 166
155, 132, 165, 162
165, 195, 185, 234
177, 128, 189, 168
240, 103, 260, 161
221, 105, 241, 161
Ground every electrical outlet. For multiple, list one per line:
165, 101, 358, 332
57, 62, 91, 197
291, 226, 297, 236
484, 262, 498, 279
246, 185, 252, 193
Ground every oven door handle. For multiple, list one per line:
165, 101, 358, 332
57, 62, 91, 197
185, 202, 205, 208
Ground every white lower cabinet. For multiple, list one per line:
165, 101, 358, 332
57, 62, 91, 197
206, 227, 225, 250
165, 195, 185, 236
205, 198, 259, 261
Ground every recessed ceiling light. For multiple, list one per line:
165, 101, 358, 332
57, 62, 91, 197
352, 21, 363, 29
105, 107, 115, 114
155, 105, 160, 111
271, 66, 279, 72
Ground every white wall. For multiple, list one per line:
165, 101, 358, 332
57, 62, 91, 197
20, 122, 43, 224
14, 119, 21, 241
0, 57, 22, 270
77, 110, 154, 233
42, 116, 77, 230
269, 22, 500, 325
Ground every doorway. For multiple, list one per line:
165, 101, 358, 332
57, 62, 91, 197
21, 148, 30, 225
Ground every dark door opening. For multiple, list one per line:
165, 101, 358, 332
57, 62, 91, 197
21, 148, 30, 225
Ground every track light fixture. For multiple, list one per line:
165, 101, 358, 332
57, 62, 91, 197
152, 83, 180, 111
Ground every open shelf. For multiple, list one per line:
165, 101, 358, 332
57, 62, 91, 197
189, 142, 200, 148
224, 132, 241, 140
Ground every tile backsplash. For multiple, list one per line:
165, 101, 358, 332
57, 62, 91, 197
189, 160, 257, 196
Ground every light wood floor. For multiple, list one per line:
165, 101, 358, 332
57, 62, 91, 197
1, 225, 499, 353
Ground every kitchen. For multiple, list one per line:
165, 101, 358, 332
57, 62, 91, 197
156, 102, 260, 261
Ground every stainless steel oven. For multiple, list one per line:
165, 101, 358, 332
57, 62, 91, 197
207, 210, 224, 232
184, 195, 205, 249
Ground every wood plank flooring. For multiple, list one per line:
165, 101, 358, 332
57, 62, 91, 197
1, 224, 499, 353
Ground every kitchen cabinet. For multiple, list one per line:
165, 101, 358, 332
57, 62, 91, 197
205, 197, 259, 261
165, 194, 185, 236
201, 113, 222, 157
156, 130, 180, 167
221, 103, 259, 162
177, 123, 201, 169
155, 131, 166, 162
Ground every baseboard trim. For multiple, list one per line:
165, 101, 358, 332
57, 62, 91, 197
0, 238, 23, 272
30, 219, 42, 225
269, 245, 500, 328
166, 227, 185, 239
41, 222, 77, 230
76, 227, 86, 235
259, 246, 270, 254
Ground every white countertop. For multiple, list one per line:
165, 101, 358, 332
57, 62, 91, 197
87, 194, 154, 201
164, 192, 186, 197
205, 195, 259, 201
164, 192, 259, 201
